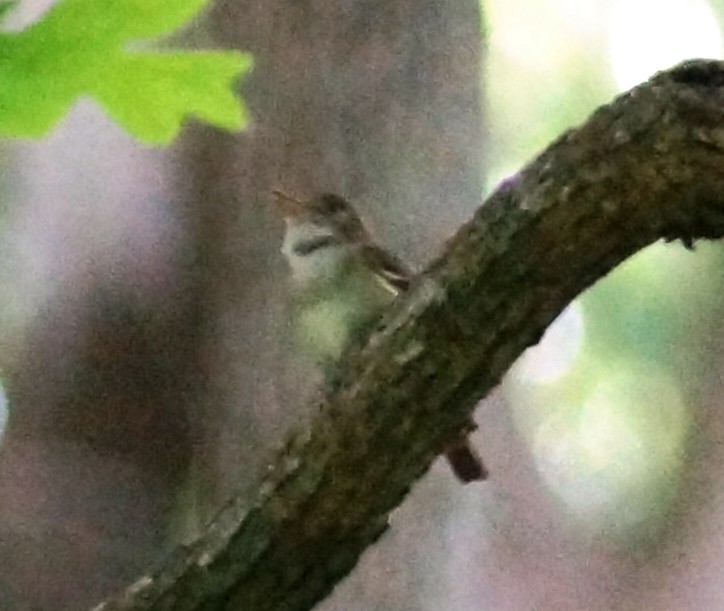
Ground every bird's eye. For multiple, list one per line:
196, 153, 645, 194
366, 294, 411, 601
320, 194, 347, 214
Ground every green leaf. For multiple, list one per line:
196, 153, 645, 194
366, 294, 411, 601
27, 0, 211, 46
0, 0, 252, 144
93, 52, 252, 145
0, 1, 17, 22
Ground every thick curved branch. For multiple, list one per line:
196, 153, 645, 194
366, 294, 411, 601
92, 60, 724, 611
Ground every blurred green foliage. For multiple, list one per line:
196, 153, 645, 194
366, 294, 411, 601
0, 0, 251, 144
490, 0, 724, 542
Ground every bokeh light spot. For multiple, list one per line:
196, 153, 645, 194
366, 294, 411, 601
511, 303, 584, 385
609, 0, 723, 91
534, 367, 690, 535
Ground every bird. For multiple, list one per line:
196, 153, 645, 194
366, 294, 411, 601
272, 190, 486, 483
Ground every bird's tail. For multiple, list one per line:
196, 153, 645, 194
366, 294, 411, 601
445, 440, 487, 483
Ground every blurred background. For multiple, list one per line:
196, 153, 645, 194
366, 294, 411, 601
1, 0, 724, 609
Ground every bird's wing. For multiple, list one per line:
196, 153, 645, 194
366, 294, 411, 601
360, 244, 412, 295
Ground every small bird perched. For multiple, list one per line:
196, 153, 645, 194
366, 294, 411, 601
272, 190, 486, 483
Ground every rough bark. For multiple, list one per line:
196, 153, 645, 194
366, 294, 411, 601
92, 60, 724, 611
174, 0, 485, 533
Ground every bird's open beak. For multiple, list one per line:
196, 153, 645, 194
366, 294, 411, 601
271, 189, 306, 219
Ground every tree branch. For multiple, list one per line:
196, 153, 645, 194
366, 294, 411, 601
91, 60, 724, 611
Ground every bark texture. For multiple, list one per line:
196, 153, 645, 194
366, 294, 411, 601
0, 1, 485, 608
175, 0, 484, 528
93, 60, 724, 611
